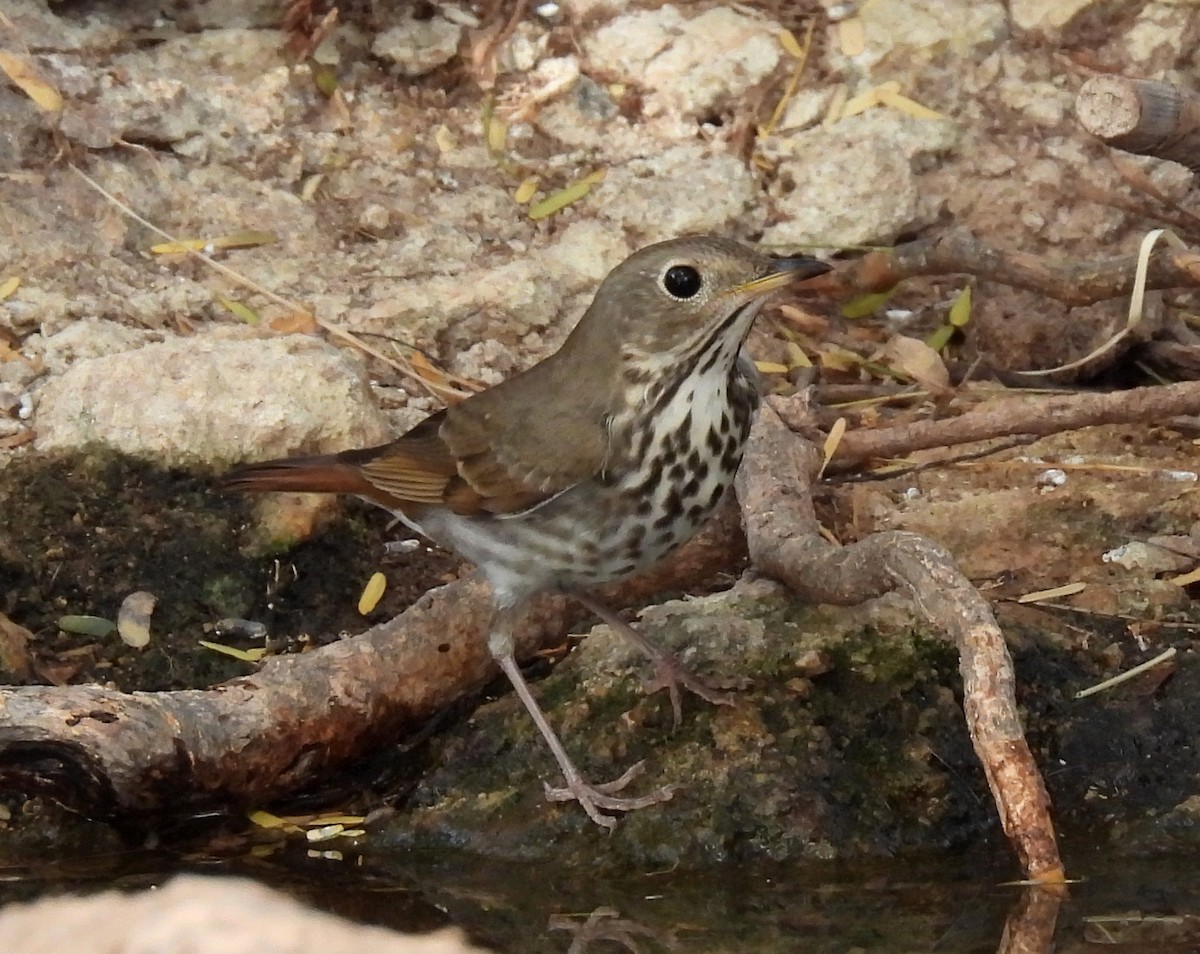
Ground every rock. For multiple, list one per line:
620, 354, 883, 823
33, 328, 392, 468
26, 317, 155, 376
837, 0, 1008, 73
372, 12, 464, 76
594, 146, 762, 241
66, 30, 295, 158
762, 109, 959, 248
0, 875, 486, 954
1010, 0, 1110, 37
585, 5, 783, 125
1120, 1, 1199, 69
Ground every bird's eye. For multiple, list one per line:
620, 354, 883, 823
662, 264, 702, 300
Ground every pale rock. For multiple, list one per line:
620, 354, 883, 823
995, 76, 1073, 126
1010, 0, 1109, 35
372, 12, 464, 76
34, 327, 391, 467
763, 109, 958, 248
0, 286, 74, 333
775, 88, 836, 134
1, 0, 121, 52
584, 6, 685, 78
585, 5, 783, 122
495, 21, 551, 75
539, 220, 630, 286
0, 875, 485, 954
839, 0, 1008, 72
1120, 1, 1197, 69
359, 257, 561, 349
26, 318, 156, 375
559, 0, 624, 19
69, 30, 296, 156
593, 145, 761, 240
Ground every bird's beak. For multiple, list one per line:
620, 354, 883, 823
734, 256, 832, 296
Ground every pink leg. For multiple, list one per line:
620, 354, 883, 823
572, 592, 738, 726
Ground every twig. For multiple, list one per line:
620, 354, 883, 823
1074, 647, 1177, 700
737, 401, 1063, 883
842, 227, 1200, 307
826, 380, 1200, 470
1076, 76, 1200, 173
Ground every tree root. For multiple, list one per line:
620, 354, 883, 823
737, 401, 1063, 883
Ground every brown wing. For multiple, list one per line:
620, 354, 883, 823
349, 412, 461, 506
356, 346, 614, 516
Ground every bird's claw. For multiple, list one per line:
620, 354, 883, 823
544, 760, 674, 828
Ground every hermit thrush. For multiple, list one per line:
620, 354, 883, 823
223, 236, 830, 828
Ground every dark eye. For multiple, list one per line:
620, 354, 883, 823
662, 264, 702, 299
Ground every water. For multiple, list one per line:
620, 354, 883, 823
4, 838, 1197, 952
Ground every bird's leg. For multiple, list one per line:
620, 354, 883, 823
489, 611, 673, 829
571, 592, 738, 727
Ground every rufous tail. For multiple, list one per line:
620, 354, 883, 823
220, 455, 374, 496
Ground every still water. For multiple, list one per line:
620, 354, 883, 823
3, 838, 1198, 952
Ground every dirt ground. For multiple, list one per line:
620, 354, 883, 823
1, 0, 1199, 867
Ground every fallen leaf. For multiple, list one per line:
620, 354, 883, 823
117, 590, 156, 649
841, 289, 895, 319
837, 16, 866, 57
514, 175, 540, 204
0, 611, 34, 681
358, 571, 386, 615
819, 417, 847, 479
882, 335, 951, 393
218, 297, 261, 324
0, 51, 62, 111
269, 311, 319, 334
58, 615, 116, 638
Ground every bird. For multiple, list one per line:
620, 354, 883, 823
222, 236, 830, 828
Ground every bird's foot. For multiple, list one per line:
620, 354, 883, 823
570, 592, 746, 726
544, 760, 674, 830
643, 658, 743, 727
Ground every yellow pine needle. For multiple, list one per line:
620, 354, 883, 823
151, 230, 277, 255
199, 640, 267, 663
0, 277, 18, 300
1016, 582, 1087, 604
528, 169, 606, 220
877, 87, 945, 120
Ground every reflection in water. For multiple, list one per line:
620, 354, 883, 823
3, 843, 1199, 953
